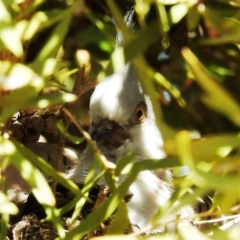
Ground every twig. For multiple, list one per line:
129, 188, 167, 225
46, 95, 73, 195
193, 214, 240, 226
61, 107, 115, 171
73, 66, 98, 97
51, 67, 97, 192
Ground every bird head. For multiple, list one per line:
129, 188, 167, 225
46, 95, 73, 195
88, 64, 165, 163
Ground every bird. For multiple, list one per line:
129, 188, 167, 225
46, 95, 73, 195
68, 61, 173, 230
68, 9, 194, 231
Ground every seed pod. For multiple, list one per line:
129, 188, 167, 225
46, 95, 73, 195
23, 130, 40, 144
25, 115, 44, 133
44, 114, 58, 133
8, 122, 25, 141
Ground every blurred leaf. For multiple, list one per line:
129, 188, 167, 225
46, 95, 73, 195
27, 91, 76, 109
124, 20, 164, 61
182, 47, 240, 126
63, 166, 140, 239
203, 6, 240, 35
92, 235, 180, 240
179, 224, 211, 240
11, 138, 83, 196
135, 0, 150, 27
0, 192, 18, 214
31, 10, 72, 75
107, 200, 130, 235
0, 61, 44, 122
170, 3, 188, 24
187, 5, 200, 31
192, 168, 240, 192
19, 11, 49, 41
0, 22, 23, 57
165, 133, 240, 164
0, 1, 11, 23
0, 137, 55, 207
0, 1, 23, 56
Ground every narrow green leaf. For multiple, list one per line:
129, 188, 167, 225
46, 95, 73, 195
107, 201, 130, 235
31, 12, 72, 75
0, 192, 18, 214
12, 138, 83, 196
62, 164, 141, 240
182, 47, 240, 126
0, 1, 11, 22
170, 3, 188, 24
0, 62, 44, 122
0, 23, 23, 57
57, 120, 84, 145
165, 133, 240, 164
187, 5, 200, 31
179, 224, 211, 240
27, 91, 76, 109
192, 168, 240, 192
1, 138, 55, 207
114, 152, 135, 176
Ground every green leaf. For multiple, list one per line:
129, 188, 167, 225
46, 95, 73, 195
165, 133, 240, 159
11, 138, 83, 196
170, 3, 188, 24
0, 137, 55, 207
192, 168, 240, 192
0, 192, 18, 214
179, 224, 211, 240
0, 22, 23, 57
62, 162, 142, 239
31, 11, 72, 75
0, 1, 11, 23
57, 120, 84, 145
0, 61, 44, 122
28, 91, 76, 109
187, 5, 200, 31
114, 152, 135, 176
107, 200, 130, 235
182, 47, 240, 126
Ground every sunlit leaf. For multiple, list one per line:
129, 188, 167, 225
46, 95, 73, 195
0, 23, 23, 57
31, 11, 72, 75
57, 120, 84, 144
0, 1, 11, 23
170, 3, 188, 24
27, 91, 76, 109
0, 192, 18, 214
0, 137, 55, 207
165, 133, 240, 163
0, 61, 44, 122
12, 138, 83, 196
135, 0, 150, 26
179, 224, 211, 240
63, 160, 145, 239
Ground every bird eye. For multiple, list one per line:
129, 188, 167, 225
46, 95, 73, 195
132, 103, 147, 123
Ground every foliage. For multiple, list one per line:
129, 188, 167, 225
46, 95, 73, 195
1, 0, 240, 239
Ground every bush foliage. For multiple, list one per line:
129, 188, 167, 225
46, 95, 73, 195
1, 0, 240, 239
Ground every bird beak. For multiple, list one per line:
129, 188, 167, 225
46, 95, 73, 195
90, 119, 129, 149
